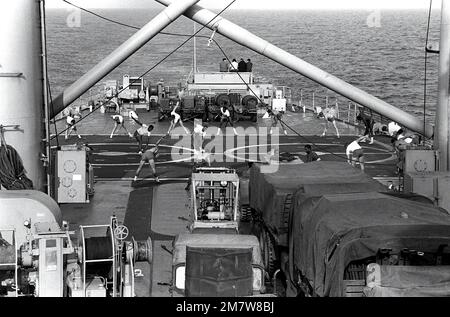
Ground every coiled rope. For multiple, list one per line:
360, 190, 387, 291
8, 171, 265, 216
0, 130, 33, 190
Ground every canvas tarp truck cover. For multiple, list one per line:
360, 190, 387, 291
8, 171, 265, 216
249, 162, 386, 245
291, 192, 450, 297
363, 264, 450, 297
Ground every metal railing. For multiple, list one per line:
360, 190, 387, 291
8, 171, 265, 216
55, 83, 106, 121
292, 89, 430, 140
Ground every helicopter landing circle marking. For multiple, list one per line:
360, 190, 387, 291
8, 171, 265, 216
224, 143, 396, 165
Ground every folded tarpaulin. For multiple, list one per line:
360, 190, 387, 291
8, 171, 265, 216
364, 264, 450, 297
291, 192, 450, 297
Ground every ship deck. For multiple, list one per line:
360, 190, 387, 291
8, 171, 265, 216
51, 107, 398, 297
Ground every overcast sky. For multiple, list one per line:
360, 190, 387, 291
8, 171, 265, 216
46, 0, 442, 10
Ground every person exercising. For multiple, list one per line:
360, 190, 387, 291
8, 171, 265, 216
167, 101, 190, 135
193, 121, 208, 153
110, 114, 133, 138
321, 106, 340, 138
345, 136, 366, 172
65, 113, 82, 140
267, 108, 288, 135
129, 110, 140, 124
217, 105, 237, 136
133, 138, 163, 183
133, 121, 154, 154
357, 109, 375, 144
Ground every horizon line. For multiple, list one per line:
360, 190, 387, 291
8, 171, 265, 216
45, 7, 439, 11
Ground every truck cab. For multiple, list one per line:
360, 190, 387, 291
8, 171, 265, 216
172, 234, 264, 297
171, 167, 267, 296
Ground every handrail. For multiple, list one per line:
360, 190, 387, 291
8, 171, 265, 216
294, 89, 433, 140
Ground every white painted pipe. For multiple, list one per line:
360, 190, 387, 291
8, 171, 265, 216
0, 0, 45, 191
156, 0, 434, 139
438, 0, 450, 171
51, 0, 201, 118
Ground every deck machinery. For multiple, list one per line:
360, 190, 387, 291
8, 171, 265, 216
0, 191, 151, 297
171, 167, 265, 297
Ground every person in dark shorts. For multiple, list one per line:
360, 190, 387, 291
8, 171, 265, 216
133, 138, 163, 182
357, 109, 375, 144
65, 114, 82, 140
345, 136, 366, 171
217, 105, 238, 136
110, 114, 133, 138
133, 122, 154, 154
267, 108, 288, 135
304, 144, 321, 163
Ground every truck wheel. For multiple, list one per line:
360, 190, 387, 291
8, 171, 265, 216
240, 205, 253, 222
260, 230, 277, 278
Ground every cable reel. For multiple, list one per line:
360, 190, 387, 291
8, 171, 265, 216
124, 237, 153, 265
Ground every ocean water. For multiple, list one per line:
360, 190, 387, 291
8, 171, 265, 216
46, 8, 442, 123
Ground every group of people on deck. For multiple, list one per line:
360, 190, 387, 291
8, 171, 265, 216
308, 104, 420, 173
64, 89, 422, 184
219, 58, 253, 73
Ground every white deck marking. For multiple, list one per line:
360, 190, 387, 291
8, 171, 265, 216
224, 143, 396, 165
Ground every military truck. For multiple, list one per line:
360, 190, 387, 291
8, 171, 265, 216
288, 191, 450, 297
249, 162, 386, 277
248, 161, 450, 297
171, 167, 266, 297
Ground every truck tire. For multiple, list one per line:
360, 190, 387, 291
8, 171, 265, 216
280, 195, 293, 234
259, 229, 277, 278
240, 205, 253, 222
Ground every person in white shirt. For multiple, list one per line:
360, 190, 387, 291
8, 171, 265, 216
129, 110, 140, 124
133, 137, 163, 183
193, 122, 208, 152
65, 114, 82, 140
110, 114, 133, 138
229, 59, 239, 72
167, 102, 190, 135
217, 106, 237, 136
345, 136, 366, 171
321, 106, 340, 138
133, 121, 154, 154
388, 122, 401, 137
